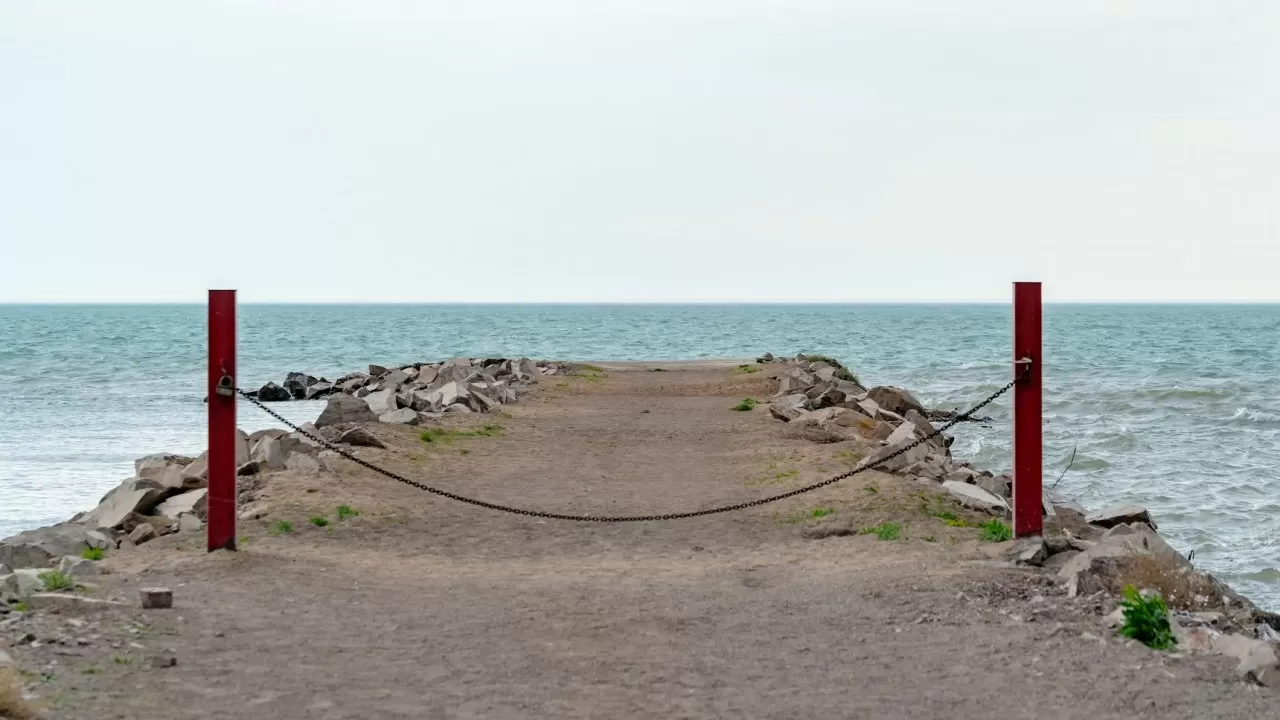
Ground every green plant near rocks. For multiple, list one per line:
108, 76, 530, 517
13, 601, 29, 613
860, 522, 901, 540
978, 519, 1012, 542
81, 546, 105, 561
731, 398, 758, 411
309, 516, 329, 528
268, 520, 294, 536
736, 364, 761, 374
864, 485, 879, 494
39, 568, 75, 591
337, 505, 360, 520
419, 423, 504, 445
1118, 585, 1177, 650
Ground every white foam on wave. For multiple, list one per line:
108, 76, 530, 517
1232, 406, 1280, 423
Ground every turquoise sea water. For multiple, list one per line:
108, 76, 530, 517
1, 304, 1278, 609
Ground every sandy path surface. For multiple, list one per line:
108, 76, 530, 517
6, 363, 1271, 718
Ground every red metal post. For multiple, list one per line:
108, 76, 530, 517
207, 290, 237, 552
1012, 282, 1043, 538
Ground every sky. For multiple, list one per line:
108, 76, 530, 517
1, 0, 1277, 303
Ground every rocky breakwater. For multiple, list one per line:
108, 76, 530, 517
766, 354, 1280, 686
0, 356, 557, 603
250, 357, 561, 424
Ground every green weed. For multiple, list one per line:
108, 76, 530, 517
578, 364, 604, 373
835, 450, 863, 465
775, 470, 798, 480
921, 535, 936, 542
978, 519, 1012, 542
860, 522, 901, 540
731, 398, 759, 411
113, 655, 133, 665
39, 568, 75, 591
13, 601, 29, 613
268, 520, 294, 536
1118, 586, 1177, 650
736, 364, 761, 374
864, 485, 879, 494
81, 546, 105, 561
337, 505, 360, 520
309, 516, 329, 527
799, 354, 860, 384
420, 423, 504, 445
779, 506, 837, 524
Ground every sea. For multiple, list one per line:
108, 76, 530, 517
1, 304, 1277, 610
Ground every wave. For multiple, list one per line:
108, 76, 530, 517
1232, 407, 1280, 424
1238, 568, 1280, 583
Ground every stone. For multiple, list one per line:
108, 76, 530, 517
941, 481, 1010, 515
303, 381, 335, 400
1042, 549, 1079, 573
378, 408, 420, 425
140, 587, 174, 609
181, 451, 209, 484
866, 386, 927, 417
1011, 537, 1047, 565
24, 593, 127, 612
769, 394, 809, 422
1, 523, 109, 569
1210, 633, 1280, 685
363, 388, 400, 416
978, 474, 1011, 499
136, 453, 199, 491
0, 648, 11, 667
56, 555, 100, 579
416, 365, 440, 386
237, 461, 260, 476
248, 428, 288, 443
339, 376, 368, 393
902, 409, 936, 440
1086, 504, 1157, 530
865, 438, 929, 473
944, 469, 977, 484
381, 369, 411, 391
153, 489, 208, 520
6, 569, 46, 596
792, 407, 847, 427
85, 479, 172, 531
335, 426, 387, 448
129, 524, 157, 545
445, 403, 473, 414
250, 436, 286, 470
884, 423, 916, 446
468, 387, 499, 412
84, 530, 115, 550
256, 381, 292, 402
315, 393, 378, 427
285, 453, 324, 474
178, 514, 204, 533
518, 358, 539, 381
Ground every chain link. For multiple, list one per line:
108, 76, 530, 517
237, 370, 1025, 522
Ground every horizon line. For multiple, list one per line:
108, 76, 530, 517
4, 299, 1280, 306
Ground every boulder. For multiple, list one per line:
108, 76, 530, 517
136, 453, 200, 491
883, 423, 916, 447
363, 388, 400, 416
852, 397, 880, 419
866, 387, 928, 417
179, 513, 204, 533
248, 428, 288, 443
445, 403, 473, 414
1086, 504, 1157, 530
379, 408, 420, 425
56, 555, 100, 579
368, 364, 389, 376
518, 358, 539, 381
154, 489, 208, 520
941, 481, 1009, 515
129, 523, 158, 545
1211, 634, 1280, 686
283, 372, 316, 399
416, 365, 440, 387
0, 523, 113, 569
285, 453, 324, 474
381, 369, 411, 390
865, 438, 929, 473
435, 381, 462, 408
316, 393, 378, 427
303, 381, 335, 400
339, 376, 369, 393
1011, 537, 1047, 565
256, 382, 292, 402
84, 479, 173, 531
792, 407, 847, 428
468, 388, 499, 413
250, 435, 286, 470
902, 409, 936, 440
769, 394, 809, 422
5, 568, 47, 596
978, 474, 1011, 499
335, 426, 387, 448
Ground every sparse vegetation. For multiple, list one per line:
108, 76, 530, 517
1118, 585, 1177, 650
736, 364, 761, 374
268, 520, 294, 536
578, 364, 604, 373
860, 522, 901, 540
82, 665, 101, 675
978, 519, 1012, 542
420, 423, 504, 445
81, 546, 105, 561
799, 354, 860, 384
779, 506, 836, 524
835, 449, 863, 465
114, 655, 133, 665
921, 535, 936, 542
13, 601, 29, 613
1112, 553, 1220, 610
864, 485, 879, 494
731, 398, 759, 411
775, 470, 798, 480
337, 505, 360, 520
309, 516, 329, 527
39, 568, 75, 591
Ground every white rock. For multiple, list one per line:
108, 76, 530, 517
57, 555, 100, 579
178, 514, 204, 533
153, 489, 208, 520
884, 422, 916, 446
378, 408, 420, 425
250, 436, 286, 470
941, 481, 1010, 515
364, 388, 399, 415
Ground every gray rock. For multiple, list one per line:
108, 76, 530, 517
884, 423, 916, 446
854, 398, 881, 419
944, 469, 977, 484
137, 453, 200, 491
315, 393, 378, 427
285, 452, 324, 474
1211, 634, 1280, 686
416, 365, 440, 387
468, 388, 499, 413
378, 408, 420, 425
335, 426, 387, 448
339, 376, 369, 393
56, 555, 100, 579
248, 428, 288, 443
381, 369, 411, 390
978, 474, 1011, 499
1086, 504, 1157, 530
250, 436, 286, 470
865, 438, 929, 473
139, 587, 174, 609
769, 394, 809, 422
445, 403, 473, 414
1011, 537, 1047, 565
154, 489, 208, 520
178, 513, 204, 533
866, 386, 927, 417
363, 388, 400, 416
368, 364, 389, 375
902, 409, 936, 440
84, 479, 172, 531
256, 382, 292, 402
1, 523, 110, 569
129, 523, 158, 545
941, 481, 1010, 515
25, 593, 127, 612
1042, 549, 1080, 573
303, 381, 335, 400
84, 530, 115, 550
518, 358, 539, 381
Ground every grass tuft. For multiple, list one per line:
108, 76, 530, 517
13, 601, 29, 613
731, 398, 759, 411
268, 520, 294, 536
420, 423, 504, 445
978, 519, 1012, 542
860, 522, 901, 540
736, 364, 761, 374
1118, 585, 1177, 650
799, 354, 861, 384
309, 516, 329, 527
337, 505, 360, 520
39, 568, 75, 591
81, 546, 105, 561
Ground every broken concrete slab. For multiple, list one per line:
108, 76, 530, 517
941, 481, 1010, 515
335, 426, 387, 448
316, 393, 378, 427
1086, 504, 1157, 530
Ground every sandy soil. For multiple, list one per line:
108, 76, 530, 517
3, 363, 1272, 719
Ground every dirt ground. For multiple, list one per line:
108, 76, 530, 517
3, 362, 1273, 719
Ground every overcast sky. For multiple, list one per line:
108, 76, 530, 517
2, 1, 1276, 303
